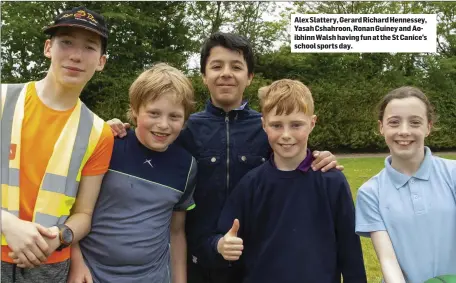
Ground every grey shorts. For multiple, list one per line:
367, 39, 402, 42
1, 260, 69, 283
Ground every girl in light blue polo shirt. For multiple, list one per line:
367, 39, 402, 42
355, 86, 456, 283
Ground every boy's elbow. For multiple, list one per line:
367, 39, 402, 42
170, 223, 186, 235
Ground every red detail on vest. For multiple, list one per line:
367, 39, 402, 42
9, 144, 17, 160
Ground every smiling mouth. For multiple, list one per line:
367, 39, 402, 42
395, 140, 413, 146
64, 66, 84, 72
152, 132, 170, 137
279, 144, 295, 148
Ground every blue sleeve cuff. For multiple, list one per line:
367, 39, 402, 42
210, 234, 224, 254
355, 222, 386, 238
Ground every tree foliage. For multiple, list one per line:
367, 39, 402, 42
2, 1, 455, 151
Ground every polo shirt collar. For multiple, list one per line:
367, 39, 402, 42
270, 148, 314, 172
385, 146, 432, 189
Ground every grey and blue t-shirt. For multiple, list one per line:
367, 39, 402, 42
79, 129, 197, 283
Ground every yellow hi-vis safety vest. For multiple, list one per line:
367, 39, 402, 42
1, 83, 105, 246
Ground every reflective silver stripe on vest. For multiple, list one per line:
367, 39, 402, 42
1, 84, 24, 216
39, 103, 93, 197
1, 84, 24, 188
41, 173, 80, 197
66, 104, 93, 194
6, 168, 20, 187
34, 212, 68, 227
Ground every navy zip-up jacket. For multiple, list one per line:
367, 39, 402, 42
177, 100, 271, 268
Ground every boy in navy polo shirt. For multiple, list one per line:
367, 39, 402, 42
67, 63, 197, 283
212, 79, 367, 283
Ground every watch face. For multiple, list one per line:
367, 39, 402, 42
62, 228, 73, 244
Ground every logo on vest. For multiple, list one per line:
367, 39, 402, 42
9, 144, 17, 160
143, 159, 154, 168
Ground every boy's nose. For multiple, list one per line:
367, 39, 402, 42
69, 48, 83, 62
221, 66, 233, 78
281, 134, 291, 141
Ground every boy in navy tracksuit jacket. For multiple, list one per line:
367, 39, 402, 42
108, 33, 343, 283
212, 79, 367, 283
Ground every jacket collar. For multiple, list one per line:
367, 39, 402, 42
204, 99, 251, 118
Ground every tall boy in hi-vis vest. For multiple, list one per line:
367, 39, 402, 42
1, 6, 114, 283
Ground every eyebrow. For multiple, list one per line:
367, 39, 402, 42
268, 120, 306, 124
86, 38, 100, 45
209, 59, 245, 65
386, 115, 424, 120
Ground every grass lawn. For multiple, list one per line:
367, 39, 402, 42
341, 153, 456, 282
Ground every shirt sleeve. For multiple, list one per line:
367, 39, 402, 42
207, 173, 253, 266
174, 156, 197, 211
355, 179, 386, 237
328, 171, 367, 283
81, 122, 114, 176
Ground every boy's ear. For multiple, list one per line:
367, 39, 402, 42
96, 54, 107, 72
201, 73, 208, 86
311, 115, 317, 128
246, 73, 254, 86
308, 115, 317, 133
261, 117, 266, 131
44, 39, 52, 59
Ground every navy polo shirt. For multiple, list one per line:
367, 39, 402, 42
79, 130, 197, 283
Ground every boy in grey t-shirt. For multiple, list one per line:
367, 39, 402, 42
68, 63, 197, 283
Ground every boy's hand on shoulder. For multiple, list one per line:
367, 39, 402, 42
311, 150, 344, 172
107, 118, 130, 138
217, 219, 244, 261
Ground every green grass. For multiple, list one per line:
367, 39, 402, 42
342, 153, 456, 282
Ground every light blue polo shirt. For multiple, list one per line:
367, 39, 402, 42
355, 147, 456, 283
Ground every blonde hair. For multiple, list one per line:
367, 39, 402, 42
127, 63, 195, 124
259, 79, 314, 116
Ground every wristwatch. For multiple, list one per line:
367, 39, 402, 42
56, 224, 74, 251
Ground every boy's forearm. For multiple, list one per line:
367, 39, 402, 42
339, 238, 367, 283
65, 213, 92, 243
70, 242, 84, 262
337, 194, 367, 281
1, 210, 16, 233
65, 174, 104, 243
170, 230, 187, 283
337, 216, 366, 282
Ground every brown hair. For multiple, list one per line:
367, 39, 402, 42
259, 79, 314, 116
377, 86, 436, 123
127, 63, 195, 125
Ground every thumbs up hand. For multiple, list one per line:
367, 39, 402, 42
216, 219, 244, 261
